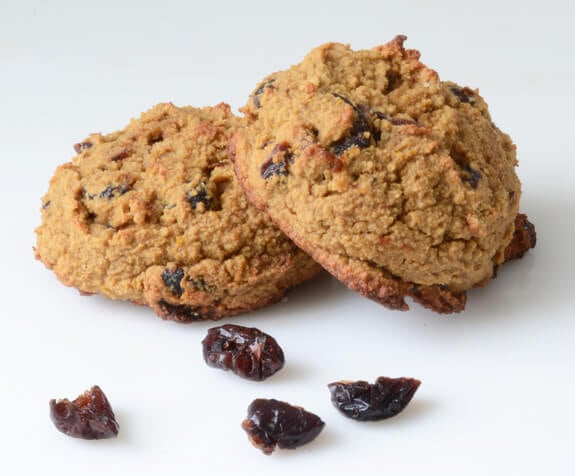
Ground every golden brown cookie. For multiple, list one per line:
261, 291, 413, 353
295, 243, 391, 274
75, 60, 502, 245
35, 103, 320, 321
230, 36, 526, 313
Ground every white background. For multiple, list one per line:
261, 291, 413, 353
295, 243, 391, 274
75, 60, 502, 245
2, 1, 574, 474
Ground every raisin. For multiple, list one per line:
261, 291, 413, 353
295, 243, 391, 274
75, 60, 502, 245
42, 200, 51, 210
49, 385, 119, 439
186, 182, 212, 210
241, 398, 325, 455
73, 141, 93, 154
253, 79, 275, 109
260, 142, 294, 179
450, 86, 476, 104
328, 376, 421, 421
331, 94, 373, 155
161, 268, 185, 296
99, 184, 130, 200
202, 324, 284, 381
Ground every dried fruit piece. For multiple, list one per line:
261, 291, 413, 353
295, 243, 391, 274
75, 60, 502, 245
73, 141, 93, 154
202, 324, 284, 381
450, 86, 476, 104
504, 213, 537, 261
49, 385, 119, 439
331, 94, 373, 155
186, 182, 212, 210
99, 184, 130, 200
161, 268, 185, 296
253, 78, 276, 108
260, 142, 294, 179
242, 398, 325, 455
328, 376, 421, 421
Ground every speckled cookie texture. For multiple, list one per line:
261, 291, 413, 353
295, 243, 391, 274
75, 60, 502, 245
35, 102, 320, 321
230, 35, 526, 313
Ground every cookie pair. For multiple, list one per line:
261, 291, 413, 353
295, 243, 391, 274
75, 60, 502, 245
35, 36, 535, 320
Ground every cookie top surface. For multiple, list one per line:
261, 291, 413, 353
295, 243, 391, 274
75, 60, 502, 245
231, 36, 521, 313
35, 102, 320, 320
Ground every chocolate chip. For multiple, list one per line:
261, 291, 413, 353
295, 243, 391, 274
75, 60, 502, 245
186, 183, 212, 210
331, 94, 374, 155
253, 79, 276, 109
74, 142, 93, 154
450, 86, 476, 104
260, 142, 294, 179
161, 268, 185, 296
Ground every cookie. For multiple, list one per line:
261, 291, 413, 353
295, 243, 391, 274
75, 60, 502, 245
35, 103, 320, 321
230, 36, 527, 314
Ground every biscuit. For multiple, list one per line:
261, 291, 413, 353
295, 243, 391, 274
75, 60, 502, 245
230, 36, 528, 313
35, 103, 320, 321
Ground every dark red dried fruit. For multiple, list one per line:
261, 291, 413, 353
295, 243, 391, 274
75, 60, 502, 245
253, 79, 275, 109
99, 184, 130, 200
49, 385, 119, 439
73, 141, 93, 154
110, 149, 131, 162
331, 94, 373, 155
460, 163, 482, 188
186, 182, 212, 210
161, 268, 185, 296
242, 398, 325, 455
328, 376, 421, 421
450, 86, 476, 104
504, 213, 537, 261
260, 142, 294, 179
202, 324, 284, 381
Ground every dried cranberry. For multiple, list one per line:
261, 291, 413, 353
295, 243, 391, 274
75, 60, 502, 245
73, 141, 93, 154
260, 142, 294, 179
450, 86, 476, 104
328, 376, 421, 421
241, 398, 325, 455
49, 385, 119, 439
99, 184, 130, 200
460, 163, 482, 188
253, 79, 275, 109
186, 182, 212, 210
202, 324, 284, 381
330, 94, 374, 155
161, 268, 185, 296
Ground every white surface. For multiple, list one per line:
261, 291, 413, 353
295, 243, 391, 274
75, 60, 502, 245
1, 1, 574, 475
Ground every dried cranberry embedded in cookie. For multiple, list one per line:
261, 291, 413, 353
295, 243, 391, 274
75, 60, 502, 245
253, 79, 276, 109
260, 142, 294, 179
330, 93, 374, 155
242, 398, 325, 455
328, 376, 421, 421
450, 86, 476, 104
202, 324, 284, 381
186, 183, 213, 210
161, 267, 185, 296
73, 141, 93, 154
49, 385, 119, 439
